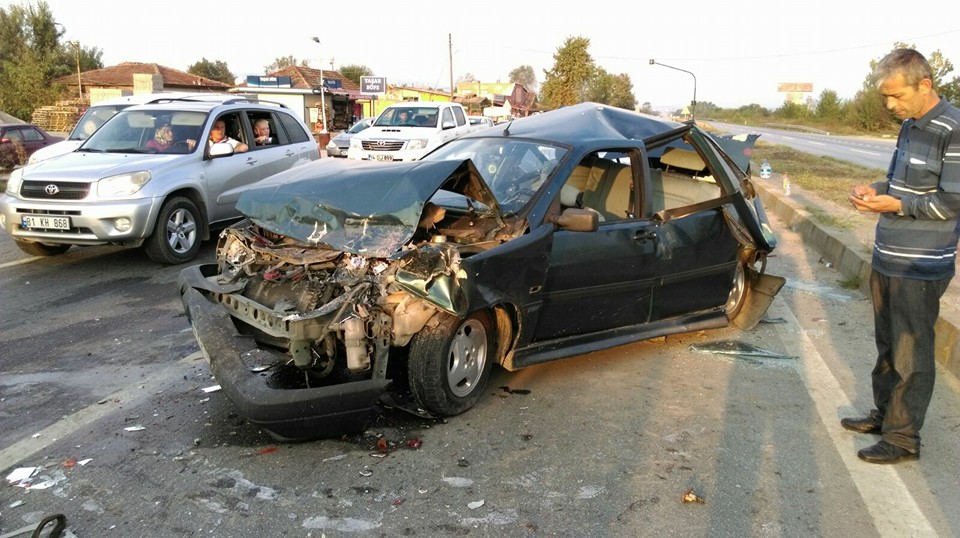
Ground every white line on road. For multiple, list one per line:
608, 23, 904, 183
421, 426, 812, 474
0, 352, 204, 472
807, 140, 825, 146
851, 148, 882, 156
0, 257, 38, 269
774, 298, 935, 537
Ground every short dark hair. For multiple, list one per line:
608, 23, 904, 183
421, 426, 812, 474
874, 48, 933, 89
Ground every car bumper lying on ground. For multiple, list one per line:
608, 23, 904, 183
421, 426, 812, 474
180, 265, 391, 440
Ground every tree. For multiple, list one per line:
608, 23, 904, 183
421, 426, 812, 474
815, 89, 845, 121
0, 1, 78, 120
263, 55, 309, 74
339, 64, 373, 86
508, 65, 536, 91
638, 101, 655, 115
539, 36, 594, 109
188, 58, 235, 85
585, 68, 635, 110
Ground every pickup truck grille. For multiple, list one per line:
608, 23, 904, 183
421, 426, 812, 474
20, 180, 91, 200
361, 140, 405, 152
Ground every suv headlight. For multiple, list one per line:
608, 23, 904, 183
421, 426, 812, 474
4, 167, 24, 195
407, 139, 429, 151
98, 171, 152, 198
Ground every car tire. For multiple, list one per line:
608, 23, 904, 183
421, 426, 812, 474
14, 240, 70, 257
407, 310, 495, 416
144, 196, 202, 264
724, 260, 748, 319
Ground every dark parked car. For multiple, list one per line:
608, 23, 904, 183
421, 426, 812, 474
324, 117, 374, 157
0, 123, 63, 163
180, 102, 784, 440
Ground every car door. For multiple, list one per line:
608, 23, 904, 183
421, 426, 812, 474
205, 112, 261, 222
644, 145, 740, 321
533, 150, 660, 340
246, 110, 296, 179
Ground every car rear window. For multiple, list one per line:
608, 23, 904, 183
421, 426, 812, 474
278, 112, 310, 143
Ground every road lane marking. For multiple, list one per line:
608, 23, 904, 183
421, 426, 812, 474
807, 140, 825, 146
0, 257, 38, 269
851, 148, 882, 156
773, 298, 935, 537
0, 352, 203, 472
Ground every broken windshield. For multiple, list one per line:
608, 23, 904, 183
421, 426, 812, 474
424, 138, 567, 214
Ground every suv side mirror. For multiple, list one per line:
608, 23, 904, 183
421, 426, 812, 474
209, 142, 235, 158
441, 119, 456, 130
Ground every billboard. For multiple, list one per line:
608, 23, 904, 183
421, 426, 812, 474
777, 82, 814, 93
360, 76, 387, 95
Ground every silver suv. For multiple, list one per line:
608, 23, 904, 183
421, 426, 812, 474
0, 96, 320, 263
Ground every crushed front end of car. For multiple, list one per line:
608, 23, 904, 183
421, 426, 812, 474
180, 158, 520, 439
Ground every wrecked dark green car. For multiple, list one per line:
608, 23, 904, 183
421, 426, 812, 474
179, 103, 784, 440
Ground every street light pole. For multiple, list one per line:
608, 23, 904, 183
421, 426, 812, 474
310, 36, 328, 133
70, 40, 82, 100
649, 59, 697, 119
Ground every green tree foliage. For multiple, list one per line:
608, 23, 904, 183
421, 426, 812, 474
339, 64, 373, 86
508, 65, 536, 91
815, 89, 844, 120
586, 68, 636, 111
264, 55, 310, 74
638, 101, 655, 115
540, 36, 594, 109
0, 1, 99, 119
188, 58, 235, 85
846, 86, 892, 131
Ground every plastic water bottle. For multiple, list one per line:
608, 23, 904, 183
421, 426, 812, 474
782, 173, 791, 196
759, 159, 772, 179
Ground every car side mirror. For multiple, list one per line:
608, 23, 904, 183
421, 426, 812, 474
550, 208, 598, 232
441, 120, 456, 130
209, 142, 235, 158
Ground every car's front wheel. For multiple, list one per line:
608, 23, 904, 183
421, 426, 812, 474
14, 240, 70, 257
144, 196, 202, 264
724, 260, 748, 319
408, 310, 495, 416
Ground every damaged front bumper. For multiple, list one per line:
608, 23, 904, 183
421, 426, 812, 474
180, 264, 391, 440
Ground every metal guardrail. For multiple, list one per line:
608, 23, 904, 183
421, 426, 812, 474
763, 123, 831, 136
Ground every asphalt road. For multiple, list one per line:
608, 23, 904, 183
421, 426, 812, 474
710, 121, 895, 171
2, 211, 960, 536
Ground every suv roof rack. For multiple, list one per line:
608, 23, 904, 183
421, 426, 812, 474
143, 96, 289, 109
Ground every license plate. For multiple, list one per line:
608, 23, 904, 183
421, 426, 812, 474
373, 154, 394, 162
21, 215, 70, 230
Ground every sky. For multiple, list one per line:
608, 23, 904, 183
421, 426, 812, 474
16, 0, 960, 111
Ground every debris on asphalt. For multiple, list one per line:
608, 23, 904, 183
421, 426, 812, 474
258, 447, 279, 455
681, 488, 705, 504
406, 438, 422, 449
468, 500, 485, 509
759, 316, 787, 324
377, 438, 389, 454
8, 499, 24, 508
457, 458, 470, 467
359, 468, 373, 477
62, 457, 78, 469
690, 341, 793, 361
5, 467, 39, 485
123, 425, 146, 432
202, 385, 222, 393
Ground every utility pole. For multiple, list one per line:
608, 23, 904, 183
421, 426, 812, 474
70, 41, 82, 100
448, 33, 454, 100
311, 37, 328, 133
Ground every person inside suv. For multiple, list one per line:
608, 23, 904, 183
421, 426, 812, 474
209, 119, 248, 152
253, 118, 273, 146
146, 123, 197, 153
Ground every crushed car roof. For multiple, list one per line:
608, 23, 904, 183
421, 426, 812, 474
466, 102, 685, 146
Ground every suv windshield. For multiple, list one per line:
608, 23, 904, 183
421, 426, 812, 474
424, 137, 567, 214
81, 110, 207, 154
375, 107, 440, 128
68, 105, 129, 141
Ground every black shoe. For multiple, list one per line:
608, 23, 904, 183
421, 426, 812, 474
857, 441, 919, 464
841, 416, 882, 434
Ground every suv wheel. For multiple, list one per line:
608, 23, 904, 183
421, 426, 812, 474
15, 240, 70, 257
144, 196, 202, 264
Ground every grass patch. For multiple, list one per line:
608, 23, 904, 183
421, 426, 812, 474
803, 206, 858, 229
752, 142, 881, 206
838, 274, 863, 290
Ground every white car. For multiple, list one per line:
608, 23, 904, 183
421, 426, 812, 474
468, 116, 495, 129
347, 102, 473, 162
28, 92, 232, 164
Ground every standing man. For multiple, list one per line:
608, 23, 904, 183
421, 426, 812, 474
845, 49, 960, 464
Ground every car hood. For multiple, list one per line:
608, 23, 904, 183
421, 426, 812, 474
235, 158, 502, 258
21, 151, 187, 180
357, 126, 434, 139
27, 140, 82, 164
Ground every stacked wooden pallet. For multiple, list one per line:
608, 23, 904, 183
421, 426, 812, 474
31, 98, 89, 132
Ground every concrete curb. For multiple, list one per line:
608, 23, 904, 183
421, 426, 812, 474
754, 178, 960, 383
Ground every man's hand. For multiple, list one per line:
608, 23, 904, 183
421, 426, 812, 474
849, 184, 901, 214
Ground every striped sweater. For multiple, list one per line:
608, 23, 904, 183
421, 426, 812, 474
871, 97, 960, 280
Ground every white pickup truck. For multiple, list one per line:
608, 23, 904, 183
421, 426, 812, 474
347, 101, 473, 162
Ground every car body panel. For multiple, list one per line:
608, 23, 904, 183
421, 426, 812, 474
325, 117, 374, 157
180, 102, 783, 439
